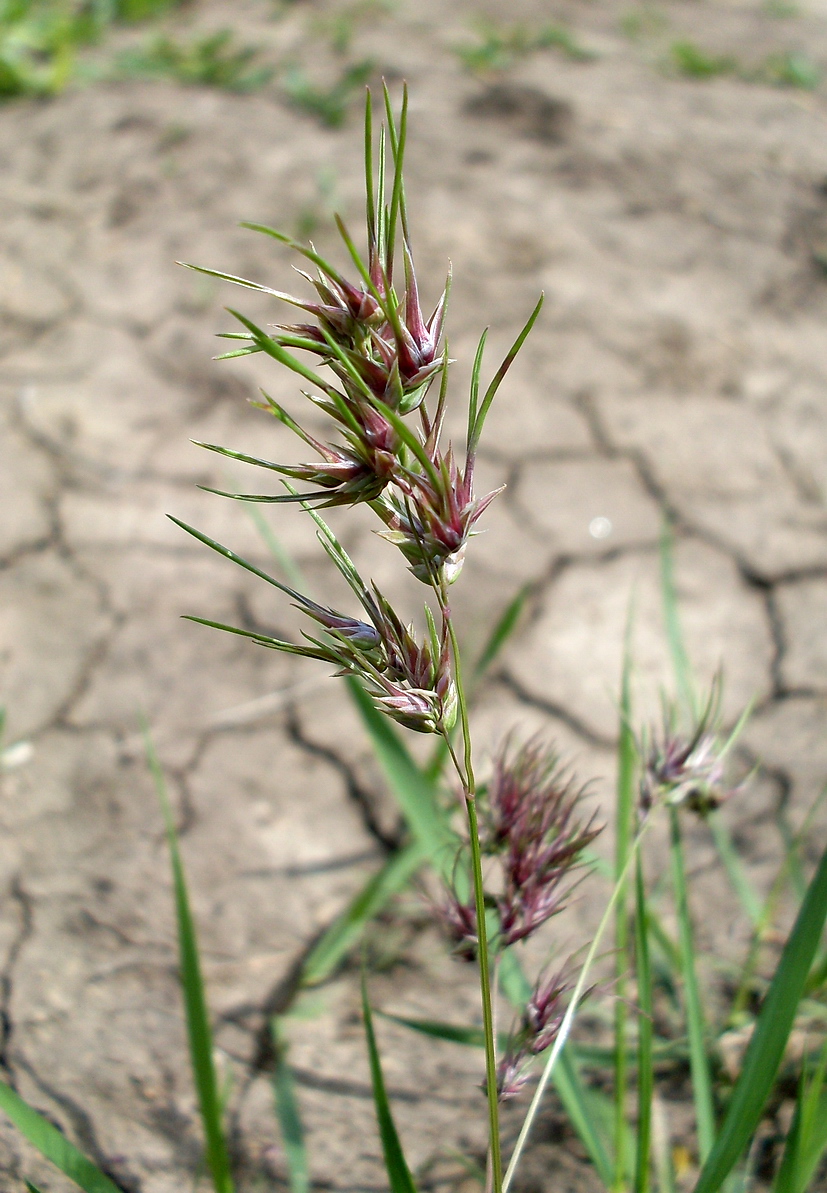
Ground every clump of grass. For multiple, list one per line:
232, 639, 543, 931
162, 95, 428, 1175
668, 37, 819, 89
620, 4, 669, 40
764, 0, 800, 18
758, 49, 820, 88
311, 0, 394, 56
281, 58, 374, 126
455, 18, 594, 74
293, 164, 339, 242
670, 38, 738, 78
116, 28, 274, 92
0, 0, 188, 98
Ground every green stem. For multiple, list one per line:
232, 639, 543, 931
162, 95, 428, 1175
634, 852, 654, 1193
614, 640, 636, 1193
669, 808, 716, 1162
442, 604, 502, 1193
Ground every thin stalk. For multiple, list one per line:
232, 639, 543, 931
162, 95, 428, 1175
503, 816, 654, 1193
634, 852, 654, 1193
441, 602, 502, 1193
669, 808, 715, 1162
614, 628, 636, 1193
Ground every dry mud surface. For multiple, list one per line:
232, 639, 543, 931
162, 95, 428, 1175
2, 0, 827, 1189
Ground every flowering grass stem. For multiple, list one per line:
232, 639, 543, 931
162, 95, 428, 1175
442, 603, 504, 1193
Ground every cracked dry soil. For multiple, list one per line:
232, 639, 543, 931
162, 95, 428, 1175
2, 0, 827, 1189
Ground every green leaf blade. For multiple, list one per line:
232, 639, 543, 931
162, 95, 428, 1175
0, 1082, 121, 1193
300, 843, 427, 987
694, 841, 827, 1193
362, 977, 419, 1193
271, 1019, 310, 1193
144, 730, 234, 1193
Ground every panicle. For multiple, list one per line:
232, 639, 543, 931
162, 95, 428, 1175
364, 591, 457, 733
484, 739, 602, 947
435, 892, 479, 962
497, 964, 577, 1101
435, 738, 601, 958
640, 681, 738, 817
376, 445, 503, 585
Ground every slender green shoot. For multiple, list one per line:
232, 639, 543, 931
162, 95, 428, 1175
271, 1018, 310, 1193
300, 842, 428, 986
614, 617, 637, 1191
634, 854, 655, 1193
143, 724, 235, 1193
362, 974, 419, 1193
468, 296, 544, 454
773, 1034, 827, 1193
0, 1081, 121, 1193
669, 807, 716, 1163
695, 840, 827, 1193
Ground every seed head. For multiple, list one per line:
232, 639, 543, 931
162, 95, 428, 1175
640, 681, 739, 817
377, 445, 503, 584
497, 963, 578, 1101
484, 739, 601, 947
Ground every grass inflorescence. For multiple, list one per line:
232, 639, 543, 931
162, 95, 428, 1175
1, 76, 827, 1193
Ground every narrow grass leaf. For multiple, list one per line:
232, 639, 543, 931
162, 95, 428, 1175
694, 840, 827, 1193
144, 728, 234, 1193
300, 842, 427, 986
469, 295, 544, 452
474, 585, 529, 678
362, 975, 419, 1193
635, 853, 655, 1193
669, 808, 715, 1163
708, 813, 763, 929
271, 1018, 310, 1193
556, 1049, 616, 1188
614, 616, 637, 1189
774, 1037, 827, 1193
0, 1082, 121, 1193
346, 677, 456, 872
659, 520, 696, 717
378, 1012, 489, 1048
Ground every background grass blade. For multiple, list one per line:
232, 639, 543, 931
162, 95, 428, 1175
346, 677, 456, 871
300, 842, 427, 986
614, 618, 636, 1190
556, 1048, 616, 1188
694, 841, 827, 1193
669, 808, 716, 1163
635, 854, 655, 1193
708, 814, 763, 929
271, 1018, 310, 1193
660, 523, 763, 924
473, 585, 529, 679
0, 1082, 121, 1193
773, 1036, 827, 1193
362, 975, 419, 1193
659, 521, 695, 718
378, 1012, 489, 1048
144, 727, 235, 1193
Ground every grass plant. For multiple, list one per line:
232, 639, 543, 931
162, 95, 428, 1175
281, 58, 375, 127
454, 18, 594, 74
0, 0, 189, 97
1, 84, 827, 1193
115, 28, 273, 91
